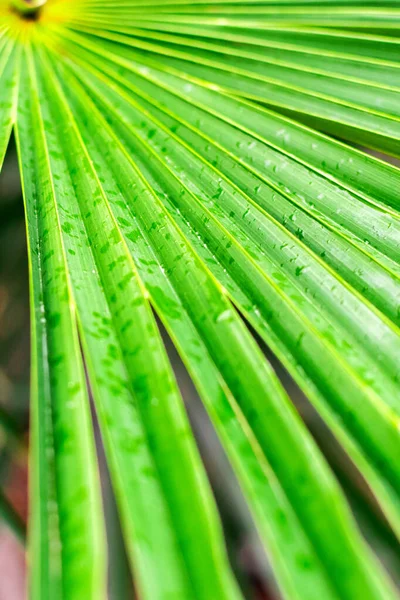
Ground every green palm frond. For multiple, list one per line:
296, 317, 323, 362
1, 1, 400, 598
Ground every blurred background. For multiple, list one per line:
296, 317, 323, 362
0, 136, 29, 600
1, 136, 399, 599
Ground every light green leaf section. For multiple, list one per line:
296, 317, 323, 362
74, 27, 400, 121
65, 12, 400, 154
72, 24, 400, 91
15, 44, 106, 600
38, 32, 399, 599
60, 28, 400, 214
56, 26, 400, 539
57, 15, 399, 521
3, 2, 400, 600
23, 39, 242, 600
99, 38, 400, 156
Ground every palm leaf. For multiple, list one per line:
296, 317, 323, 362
1, 0, 400, 598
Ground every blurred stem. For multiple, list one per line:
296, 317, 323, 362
10, 0, 46, 17
0, 490, 26, 544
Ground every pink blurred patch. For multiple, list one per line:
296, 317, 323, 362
0, 527, 26, 600
0, 453, 28, 600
